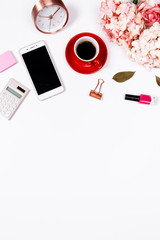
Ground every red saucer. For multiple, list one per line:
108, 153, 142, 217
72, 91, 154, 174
65, 32, 108, 74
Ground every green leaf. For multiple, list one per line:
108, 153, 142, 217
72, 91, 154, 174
133, 0, 138, 4
112, 71, 135, 83
156, 76, 160, 86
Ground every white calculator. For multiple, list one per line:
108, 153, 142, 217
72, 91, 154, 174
0, 78, 29, 120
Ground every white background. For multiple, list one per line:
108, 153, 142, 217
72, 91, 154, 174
0, 0, 160, 239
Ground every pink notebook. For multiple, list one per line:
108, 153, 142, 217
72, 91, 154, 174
0, 51, 17, 73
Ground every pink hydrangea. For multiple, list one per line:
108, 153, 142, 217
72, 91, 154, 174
100, 0, 160, 69
127, 22, 160, 69
100, 0, 144, 48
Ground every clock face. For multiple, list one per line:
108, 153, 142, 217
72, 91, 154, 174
36, 5, 68, 33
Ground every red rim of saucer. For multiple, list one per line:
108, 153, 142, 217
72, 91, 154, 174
65, 32, 108, 74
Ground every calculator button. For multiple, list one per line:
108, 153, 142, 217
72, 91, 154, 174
2, 110, 6, 115
5, 111, 11, 117
14, 100, 19, 105
9, 107, 14, 111
0, 79, 29, 119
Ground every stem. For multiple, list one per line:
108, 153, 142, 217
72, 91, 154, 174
133, 0, 138, 4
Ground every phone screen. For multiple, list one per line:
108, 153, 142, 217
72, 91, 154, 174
21, 46, 62, 95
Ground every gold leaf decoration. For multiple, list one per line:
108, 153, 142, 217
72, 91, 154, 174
112, 71, 136, 83
156, 76, 160, 86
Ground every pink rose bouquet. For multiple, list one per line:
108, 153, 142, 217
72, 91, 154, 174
100, 0, 160, 69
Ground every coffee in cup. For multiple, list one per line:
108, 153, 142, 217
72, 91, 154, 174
74, 36, 101, 68
76, 40, 96, 60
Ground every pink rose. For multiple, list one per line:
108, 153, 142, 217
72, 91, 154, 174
143, 6, 160, 26
138, 1, 160, 27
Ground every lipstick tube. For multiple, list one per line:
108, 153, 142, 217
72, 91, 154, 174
125, 94, 156, 105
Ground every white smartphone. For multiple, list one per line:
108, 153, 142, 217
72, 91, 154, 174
19, 40, 64, 100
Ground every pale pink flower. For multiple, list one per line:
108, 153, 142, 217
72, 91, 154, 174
127, 23, 160, 69
141, 0, 160, 6
100, 0, 144, 48
138, 0, 160, 26
100, 0, 160, 70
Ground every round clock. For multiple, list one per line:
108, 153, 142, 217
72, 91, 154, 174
32, 0, 69, 34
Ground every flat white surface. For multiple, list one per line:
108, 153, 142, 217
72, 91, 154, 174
0, 0, 160, 239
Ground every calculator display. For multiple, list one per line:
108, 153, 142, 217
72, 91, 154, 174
6, 87, 22, 98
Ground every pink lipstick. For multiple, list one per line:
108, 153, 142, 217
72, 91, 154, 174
125, 94, 156, 105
